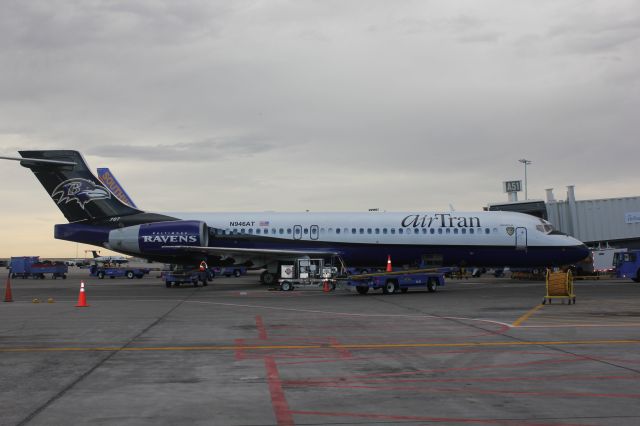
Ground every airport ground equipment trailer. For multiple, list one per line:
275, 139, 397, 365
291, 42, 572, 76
277, 258, 338, 291
214, 266, 247, 277
10, 256, 68, 279
163, 268, 213, 288
89, 264, 150, 279
614, 250, 640, 282
344, 268, 445, 295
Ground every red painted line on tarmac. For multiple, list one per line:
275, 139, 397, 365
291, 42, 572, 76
234, 339, 245, 361
264, 356, 294, 426
290, 382, 640, 400
328, 337, 352, 359
256, 315, 268, 340
289, 410, 588, 426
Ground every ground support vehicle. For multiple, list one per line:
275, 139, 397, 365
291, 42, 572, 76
90, 264, 150, 280
277, 258, 338, 291
163, 268, 213, 288
214, 266, 247, 277
10, 256, 68, 279
344, 268, 445, 295
614, 250, 640, 282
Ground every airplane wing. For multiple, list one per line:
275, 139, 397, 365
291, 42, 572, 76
162, 245, 340, 257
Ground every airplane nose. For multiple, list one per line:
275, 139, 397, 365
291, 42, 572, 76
575, 242, 590, 261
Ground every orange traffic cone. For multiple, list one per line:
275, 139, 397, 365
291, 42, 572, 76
76, 281, 89, 307
4, 275, 13, 302
386, 255, 392, 272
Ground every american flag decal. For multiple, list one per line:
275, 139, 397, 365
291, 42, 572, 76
259, 221, 270, 226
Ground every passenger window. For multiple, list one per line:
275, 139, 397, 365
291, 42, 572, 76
446, 228, 451, 234
493, 228, 498, 233
422, 229, 427, 234
438, 228, 442, 234
233, 229, 238, 235
383, 228, 388, 234
375, 228, 380, 234
367, 228, 372, 234
430, 228, 435, 234
287, 228, 292, 234
279, 228, 284, 234
320, 228, 325, 234
336, 228, 341, 234
454, 228, 458, 234
271, 228, 276, 234
248, 229, 253, 234
359, 228, 364, 234
391, 228, 396, 234
328, 228, 333, 233
352, 228, 356, 234
461, 228, 466, 234
485, 228, 490, 234
414, 229, 419, 234
399, 228, 404, 234
303, 228, 308, 234
469, 228, 474, 234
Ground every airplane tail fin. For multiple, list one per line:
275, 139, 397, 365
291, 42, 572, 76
18, 150, 143, 223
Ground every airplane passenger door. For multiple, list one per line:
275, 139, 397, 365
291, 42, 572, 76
515, 227, 527, 251
310, 225, 319, 240
293, 225, 302, 240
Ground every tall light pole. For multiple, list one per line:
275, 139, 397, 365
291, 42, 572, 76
519, 158, 532, 200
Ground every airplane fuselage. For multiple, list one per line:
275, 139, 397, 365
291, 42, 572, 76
169, 210, 587, 268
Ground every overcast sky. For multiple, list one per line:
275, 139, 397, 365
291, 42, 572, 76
1, 0, 639, 257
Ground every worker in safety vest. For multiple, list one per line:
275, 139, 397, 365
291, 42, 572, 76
198, 260, 209, 285
199, 260, 208, 271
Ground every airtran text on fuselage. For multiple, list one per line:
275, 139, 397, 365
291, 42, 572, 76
402, 214, 481, 228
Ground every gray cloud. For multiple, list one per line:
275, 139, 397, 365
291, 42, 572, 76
85, 137, 277, 162
0, 0, 639, 241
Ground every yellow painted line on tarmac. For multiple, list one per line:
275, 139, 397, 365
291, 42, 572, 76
1, 339, 640, 353
512, 304, 544, 327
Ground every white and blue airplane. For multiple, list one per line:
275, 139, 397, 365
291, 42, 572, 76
2, 150, 589, 284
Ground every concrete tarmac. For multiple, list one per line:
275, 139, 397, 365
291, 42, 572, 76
1, 270, 640, 426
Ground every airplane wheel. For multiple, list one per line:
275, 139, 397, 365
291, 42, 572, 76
356, 286, 369, 295
427, 278, 437, 293
126, 271, 134, 279
261, 271, 276, 285
234, 269, 241, 277
165, 281, 172, 288
98, 271, 105, 279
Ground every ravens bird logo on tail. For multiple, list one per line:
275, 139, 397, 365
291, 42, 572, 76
51, 178, 111, 209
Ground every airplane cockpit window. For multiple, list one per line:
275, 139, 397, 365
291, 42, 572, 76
536, 219, 555, 234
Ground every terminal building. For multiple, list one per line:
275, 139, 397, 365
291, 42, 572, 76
487, 185, 640, 249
